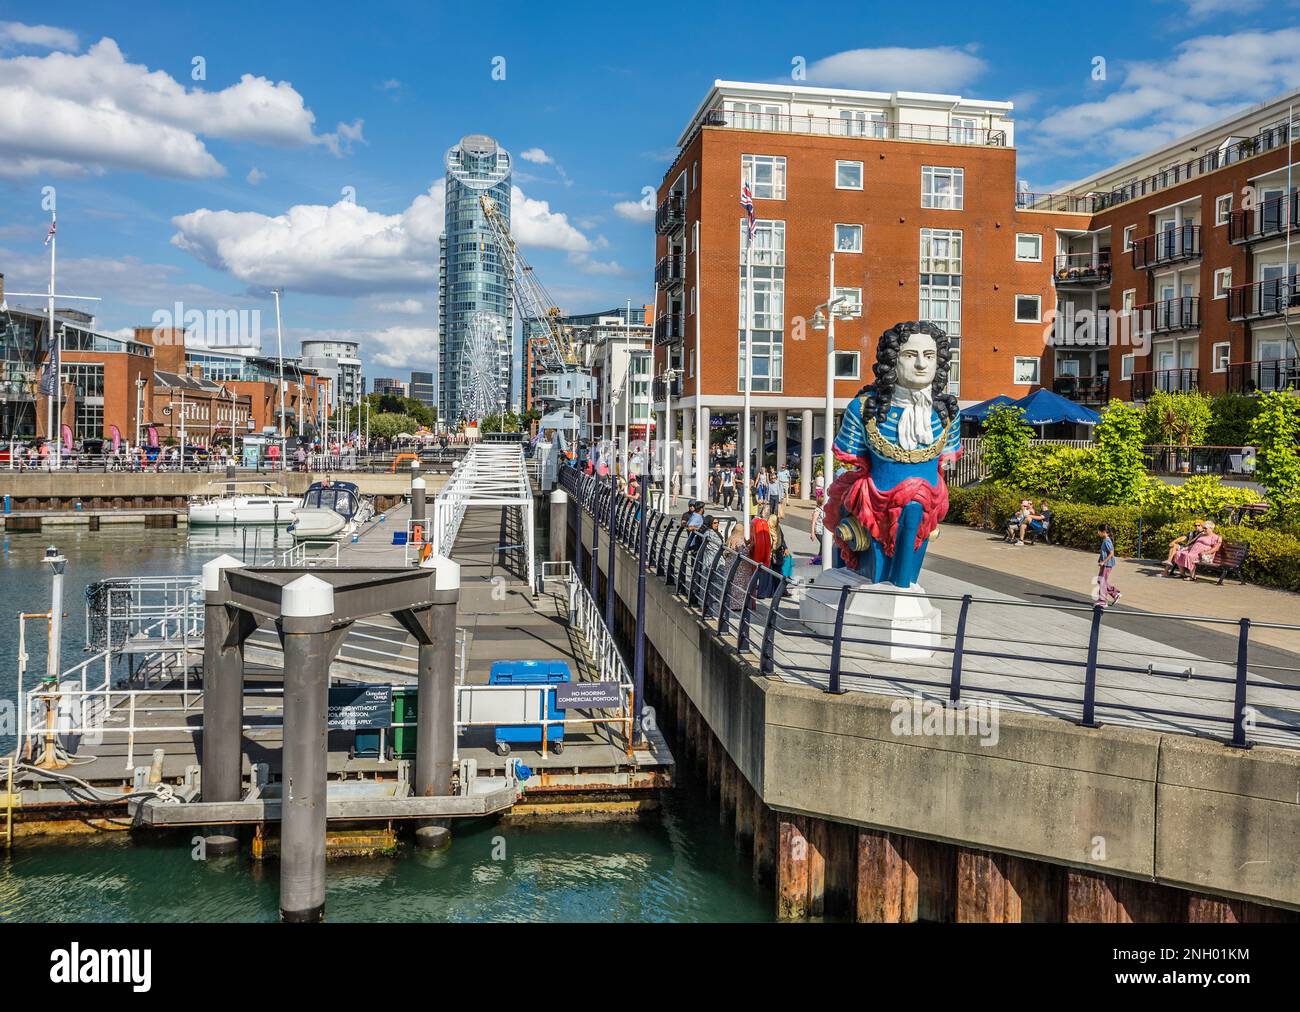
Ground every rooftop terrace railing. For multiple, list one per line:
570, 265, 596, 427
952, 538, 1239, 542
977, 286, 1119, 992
560, 464, 1300, 751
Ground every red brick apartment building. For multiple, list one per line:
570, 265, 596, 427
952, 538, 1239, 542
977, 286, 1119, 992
1037, 89, 1299, 406
652, 80, 1081, 493
652, 80, 1300, 494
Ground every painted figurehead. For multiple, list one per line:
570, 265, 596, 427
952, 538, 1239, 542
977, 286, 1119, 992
825, 321, 962, 588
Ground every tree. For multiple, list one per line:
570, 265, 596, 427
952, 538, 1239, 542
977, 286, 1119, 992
1247, 390, 1300, 504
1142, 390, 1211, 448
1205, 393, 1262, 447
365, 412, 421, 441
1084, 399, 1149, 505
982, 404, 1032, 481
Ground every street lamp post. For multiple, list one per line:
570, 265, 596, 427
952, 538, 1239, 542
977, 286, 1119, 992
811, 252, 854, 571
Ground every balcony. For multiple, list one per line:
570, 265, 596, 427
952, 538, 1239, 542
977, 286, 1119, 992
1131, 224, 1201, 269
1228, 193, 1299, 245
655, 194, 685, 235
1053, 252, 1112, 287
1131, 367, 1199, 401
1136, 296, 1200, 334
1052, 374, 1110, 405
654, 255, 685, 289
1226, 277, 1300, 321
692, 106, 1008, 147
653, 313, 685, 347
652, 374, 682, 401
1226, 358, 1300, 394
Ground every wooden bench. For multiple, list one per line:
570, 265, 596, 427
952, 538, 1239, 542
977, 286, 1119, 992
1193, 540, 1249, 585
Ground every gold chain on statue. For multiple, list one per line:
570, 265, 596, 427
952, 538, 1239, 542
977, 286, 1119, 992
864, 416, 953, 464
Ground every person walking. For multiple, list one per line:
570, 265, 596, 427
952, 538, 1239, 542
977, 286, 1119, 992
810, 489, 826, 567
777, 463, 790, 518
1096, 523, 1121, 607
721, 466, 735, 510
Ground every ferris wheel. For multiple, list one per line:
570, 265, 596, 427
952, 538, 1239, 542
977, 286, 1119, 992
460, 310, 508, 420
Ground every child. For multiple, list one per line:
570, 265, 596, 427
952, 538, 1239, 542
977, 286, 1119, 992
810, 489, 826, 566
1096, 523, 1121, 607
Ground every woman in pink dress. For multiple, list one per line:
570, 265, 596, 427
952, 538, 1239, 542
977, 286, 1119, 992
1171, 520, 1222, 580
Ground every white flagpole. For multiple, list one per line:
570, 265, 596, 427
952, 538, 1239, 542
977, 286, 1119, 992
47, 211, 58, 468
741, 217, 754, 539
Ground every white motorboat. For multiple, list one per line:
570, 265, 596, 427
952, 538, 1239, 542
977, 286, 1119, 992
289, 480, 374, 541
188, 484, 300, 526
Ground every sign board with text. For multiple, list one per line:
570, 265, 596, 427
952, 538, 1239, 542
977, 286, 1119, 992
328, 685, 392, 730
555, 681, 623, 710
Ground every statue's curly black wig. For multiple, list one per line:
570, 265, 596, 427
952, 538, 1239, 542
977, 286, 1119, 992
855, 320, 960, 427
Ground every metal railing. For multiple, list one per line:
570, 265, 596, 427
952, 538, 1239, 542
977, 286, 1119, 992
1131, 224, 1201, 269
1131, 367, 1199, 400
694, 106, 1007, 148
1053, 252, 1112, 285
560, 463, 1300, 751
655, 194, 685, 235
1228, 192, 1300, 245
654, 255, 685, 288
1051, 374, 1110, 405
653, 314, 685, 346
1226, 357, 1300, 393
1136, 296, 1200, 334
1226, 278, 1300, 321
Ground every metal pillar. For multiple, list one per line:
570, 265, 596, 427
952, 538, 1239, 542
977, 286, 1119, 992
633, 468, 648, 746
574, 481, 585, 588
800, 408, 813, 501
549, 489, 569, 563
200, 554, 247, 855
605, 469, 616, 631
414, 558, 460, 850
590, 476, 600, 600
278, 575, 337, 923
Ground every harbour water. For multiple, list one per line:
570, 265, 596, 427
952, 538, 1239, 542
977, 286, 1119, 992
0, 528, 772, 922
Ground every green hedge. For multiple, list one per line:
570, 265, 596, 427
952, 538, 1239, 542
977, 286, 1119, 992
946, 480, 1300, 590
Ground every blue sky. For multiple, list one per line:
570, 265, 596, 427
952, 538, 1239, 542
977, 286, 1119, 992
1, 0, 1297, 384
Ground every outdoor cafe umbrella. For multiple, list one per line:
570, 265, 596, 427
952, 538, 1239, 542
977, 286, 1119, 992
959, 394, 1016, 423
1011, 387, 1101, 427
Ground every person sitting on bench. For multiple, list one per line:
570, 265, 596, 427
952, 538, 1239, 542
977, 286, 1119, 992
1007, 500, 1034, 543
1164, 520, 1205, 576
1171, 520, 1222, 581
1019, 501, 1053, 544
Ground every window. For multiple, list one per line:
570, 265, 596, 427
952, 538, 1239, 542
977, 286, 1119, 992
833, 287, 862, 317
1215, 194, 1232, 226
1123, 225, 1136, 251
920, 228, 962, 274
692, 161, 699, 190
830, 352, 860, 380
728, 101, 781, 131
1213, 268, 1232, 299
950, 115, 978, 144
1015, 233, 1042, 262
836, 160, 863, 190
835, 223, 863, 253
1122, 288, 1136, 313
690, 286, 697, 314
1015, 294, 1042, 323
741, 154, 786, 199
1121, 353, 1136, 380
922, 166, 964, 210
740, 330, 784, 393
738, 218, 786, 393
838, 108, 887, 138
1212, 342, 1231, 373
1014, 357, 1041, 385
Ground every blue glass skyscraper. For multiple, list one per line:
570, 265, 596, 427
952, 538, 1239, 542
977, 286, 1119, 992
438, 134, 513, 424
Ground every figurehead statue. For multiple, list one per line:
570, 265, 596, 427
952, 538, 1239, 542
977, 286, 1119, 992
825, 321, 962, 589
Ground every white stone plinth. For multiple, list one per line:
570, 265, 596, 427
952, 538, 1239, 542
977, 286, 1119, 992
798, 568, 941, 660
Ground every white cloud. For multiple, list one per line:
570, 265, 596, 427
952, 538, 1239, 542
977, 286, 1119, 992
613, 199, 654, 223
803, 45, 988, 93
246, 167, 267, 185
1183, 0, 1265, 20
519, 147, 553, 164
170, 180, 597, 293
0, 21, 78, 51
0, 35, 361, 178
376, 298, 426, 315
1026, 27, 1300, 169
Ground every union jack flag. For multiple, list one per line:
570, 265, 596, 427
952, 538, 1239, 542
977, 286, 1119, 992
44, 220, 56, 246
739, 180, 756, 243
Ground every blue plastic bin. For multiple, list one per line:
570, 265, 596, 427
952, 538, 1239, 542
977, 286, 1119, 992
489, 660, 570, 755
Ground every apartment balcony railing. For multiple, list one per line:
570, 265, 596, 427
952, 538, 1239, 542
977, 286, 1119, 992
1052, 374, 1110, 405
1136, 296, 1200, 334
685, 106, 1007, 153
1226, 358, 1300, 394
654, 255, 685, 289
1226, 277, 1300, 321
1131, 224, 1201, 270
1053, 252, 1112, 287
655, 194, 686, 235
652, 374, 682, 401
1131, 367, 1199, 401
1016, 192, 1099, 214
653, 314, 685, 347
1228, 192, 1299, 245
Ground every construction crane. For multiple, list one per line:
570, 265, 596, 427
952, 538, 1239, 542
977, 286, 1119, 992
479, 194, 576, 374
